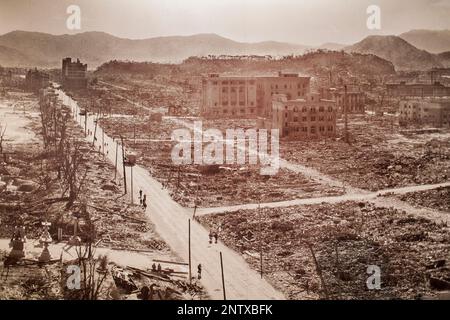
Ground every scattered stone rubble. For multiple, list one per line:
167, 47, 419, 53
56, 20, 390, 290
198, 201, 450, 299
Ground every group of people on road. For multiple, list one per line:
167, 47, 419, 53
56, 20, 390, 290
139, 189, 147, 210
209, 230, 219, 244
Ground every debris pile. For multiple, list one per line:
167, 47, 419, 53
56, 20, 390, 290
198, 201, 450, 299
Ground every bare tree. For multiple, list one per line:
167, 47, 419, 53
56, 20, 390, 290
0, 123, 6, 155
58, 140, 88, 208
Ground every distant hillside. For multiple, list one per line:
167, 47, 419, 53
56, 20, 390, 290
95, 51, 395, 80
316, 42, 346, 51
400, 29, 450, 54
0, 31, 309, 68
345, 35, 442, 70
438, 51, 450, 68
0, 45, 41, 67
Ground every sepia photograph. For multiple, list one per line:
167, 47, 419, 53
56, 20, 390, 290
0, 0, 449, 310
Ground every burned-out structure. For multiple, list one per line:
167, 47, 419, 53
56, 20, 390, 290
25, 69, 49, 92
399, 98, 450, 127
61, 58, 88, 90
201, 72, 311, 118
319, 86, 366, 114
267, 93, 336, 139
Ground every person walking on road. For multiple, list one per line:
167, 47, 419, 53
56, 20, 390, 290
197, 264, 202, 280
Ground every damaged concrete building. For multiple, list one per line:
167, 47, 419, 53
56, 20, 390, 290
62, 57, 88, 90
387, 81, 450, 98
267, 93, 337, 140
399, 98, 450, 128
319, 86, 366, 114
201, 72, 311, 118
25, 69, 50, 92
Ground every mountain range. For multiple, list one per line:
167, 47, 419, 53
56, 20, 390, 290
0, 30, 449, 71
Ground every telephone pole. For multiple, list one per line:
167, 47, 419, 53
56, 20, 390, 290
188, 219, 192, 284
220, 252, 226, 300
344, 84, 349, 144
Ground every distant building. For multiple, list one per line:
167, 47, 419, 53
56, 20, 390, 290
319, 87, 365, 114
387, 81, 450, 98
269, 93, 336, 140
25, 69, 50, 92
62, 57, 87, 89
399, 98, 450, 128
201, 72, 311, 118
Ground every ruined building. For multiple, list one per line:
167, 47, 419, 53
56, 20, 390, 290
387, 81, 450, 98
319, 86, 365, 114
267, 93, 337, 140
25, 69, 50, 92
201, 72, 311, 118
399, 98, 450, 128
62, 58, 87, 89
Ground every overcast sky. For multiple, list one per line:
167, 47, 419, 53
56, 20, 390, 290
1, 0, 450, 45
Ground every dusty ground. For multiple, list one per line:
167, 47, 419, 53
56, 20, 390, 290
0, 90, 205, 300
398, 186, 450, 212
283, 115, 450, 191
198, 201, 450, 300
98, 116, 343, 207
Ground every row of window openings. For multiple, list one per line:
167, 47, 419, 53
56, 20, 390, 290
214, 101, 255, 106
212, 81, 306, 89
223, 109, 255, 114
286, 116, 333, 122
286, 126, 334, 133
285, 106, 333, 112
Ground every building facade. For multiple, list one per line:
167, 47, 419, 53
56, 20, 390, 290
319, 87, 365, 114
62, 58, 88, 89
387, 81, 450, 98
25, 69, 50, 92
399, 99, 450, 128
201, 72, 310, 118
270, 93, 336, 140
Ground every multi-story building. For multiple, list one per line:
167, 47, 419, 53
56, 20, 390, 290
201, 72, 310, 118
62, 58, 87, 89
25, 69, 50, 92
399, 98, 450, 128
319, 87, 365, 114
387, 81, 450, 98
269, 93, 336, 140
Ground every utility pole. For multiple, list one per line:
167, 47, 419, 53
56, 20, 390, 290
101, 129, 105, 156
120, 135, 127, 194
84, 108, 87, 137
344, 84, 349, 144
130, 165, 134, 204
114, 140, 118, 181
220, 252, 226, 300
259, 203, 263, 279
188, 219, 192, 285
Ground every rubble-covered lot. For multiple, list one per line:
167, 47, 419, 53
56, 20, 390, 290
99, 116, 343, 207
399, 186, 450, 212
1, 91, 205, 299
283, 116, 450, 191
199, 202, 450, 299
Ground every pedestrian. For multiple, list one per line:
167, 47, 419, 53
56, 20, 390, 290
197, 264, 202, 280
208, 231, 213, 244
143, 199, 147, 210
151, 263, 156, 272
139, 189, 143, 205
213, 232, 218, 244
142, 194, 147, 207
157, 263, 162, 273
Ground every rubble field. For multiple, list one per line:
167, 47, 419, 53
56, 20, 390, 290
99, 116, 343, 208
398, 186, 450, 212
198, 202, 450, 299
1, 92, 205, 299
283, 115, 450, 191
